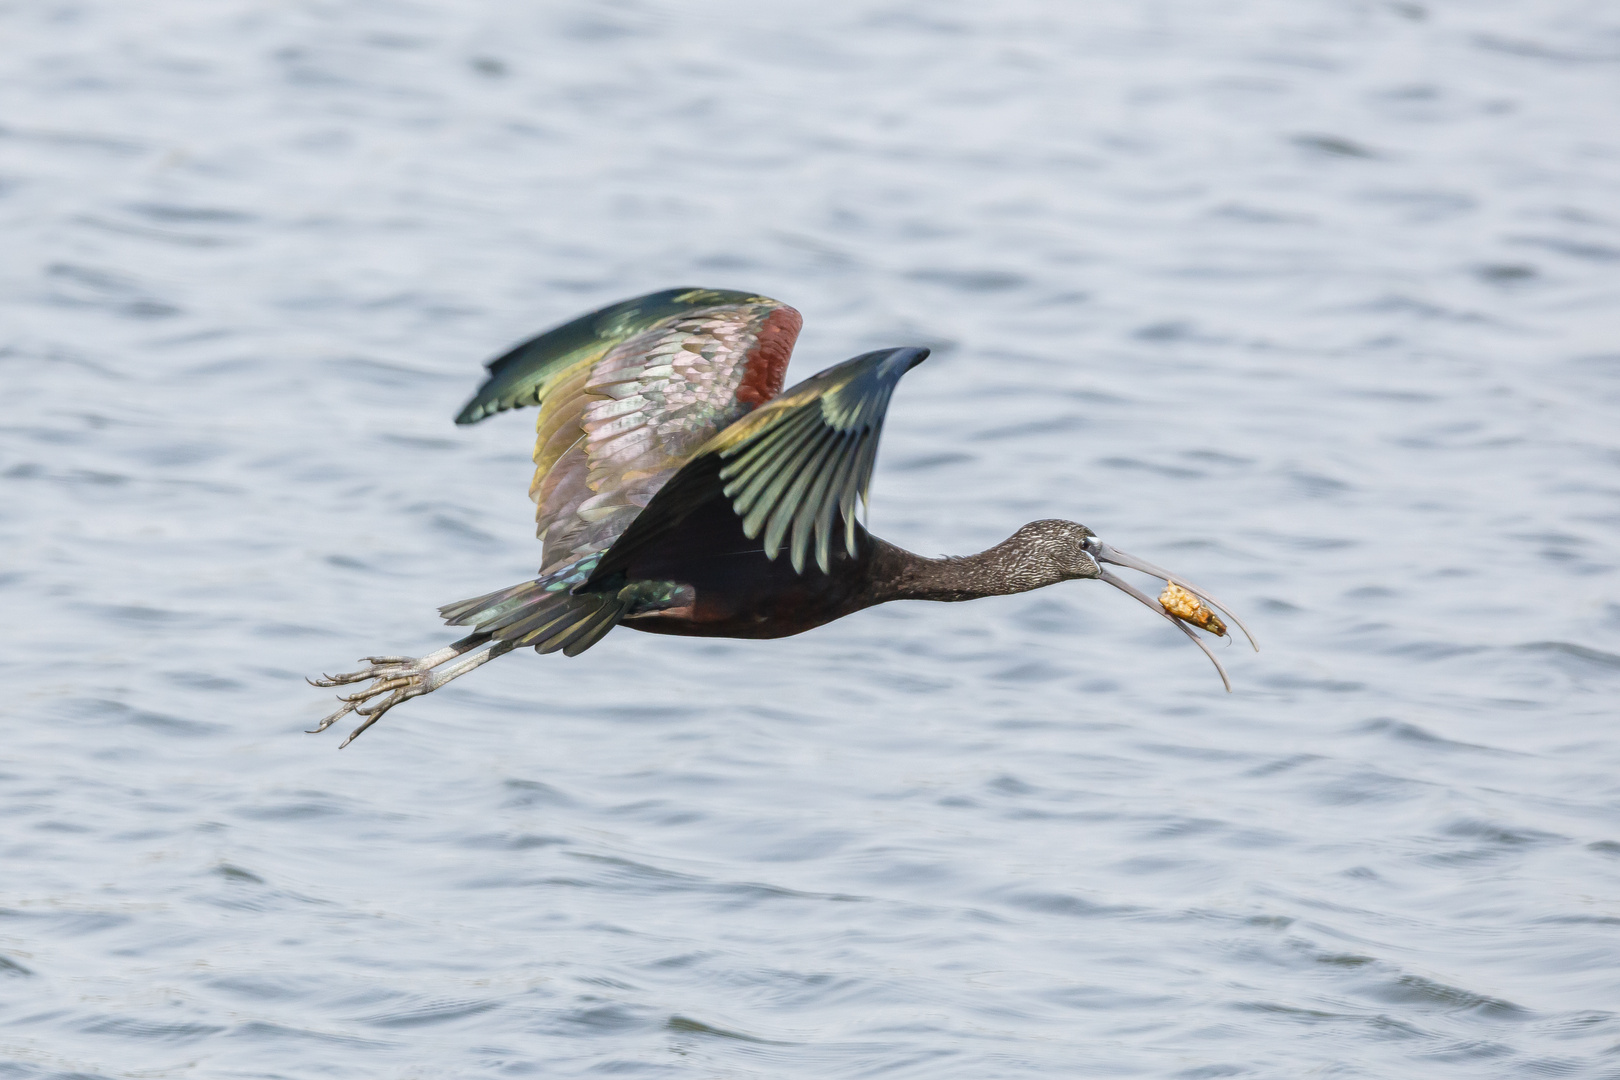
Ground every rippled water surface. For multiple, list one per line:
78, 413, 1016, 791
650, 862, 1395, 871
4, 1, 1620, 1076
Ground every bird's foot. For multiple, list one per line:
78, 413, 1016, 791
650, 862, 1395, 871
309, 668, 437, 748
308, 655, 433, 689
307, 634, 512, 748
306, 654, 450, 746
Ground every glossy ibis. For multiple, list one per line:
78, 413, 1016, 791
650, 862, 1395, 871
311, 288, 1253, 746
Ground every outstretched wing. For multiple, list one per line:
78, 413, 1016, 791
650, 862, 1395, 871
455, 288, 802, 573
456, 287, 779, 425
584, 346, 930, 587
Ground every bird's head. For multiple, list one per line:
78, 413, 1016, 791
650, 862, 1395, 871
1001, 518, 1257, 691
1000, 519, 1104, 584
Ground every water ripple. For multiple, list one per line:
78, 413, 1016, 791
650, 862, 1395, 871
3, 1, 1618, 1077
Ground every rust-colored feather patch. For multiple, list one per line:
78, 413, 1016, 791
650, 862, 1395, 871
736, 306, 802, 408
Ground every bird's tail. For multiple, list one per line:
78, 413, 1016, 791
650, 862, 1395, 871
438, 554, 624, 658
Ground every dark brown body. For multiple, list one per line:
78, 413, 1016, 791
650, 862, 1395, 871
614, 493, 1042, 639
617, 495, 886, 638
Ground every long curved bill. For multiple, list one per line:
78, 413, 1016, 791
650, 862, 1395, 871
1091, 542, 1258, 651
1097, 570, 1232, 692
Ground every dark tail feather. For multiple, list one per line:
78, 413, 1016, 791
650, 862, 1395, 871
439, 569, 626, 656
552, 602, 623, 657
439, 580, 550, 627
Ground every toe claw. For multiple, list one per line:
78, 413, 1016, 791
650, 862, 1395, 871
308, 698, 359, 734
309, 671, 365, 688
311, 661, 422, 689
337, 675, 414, 704
340, 689, 410, 747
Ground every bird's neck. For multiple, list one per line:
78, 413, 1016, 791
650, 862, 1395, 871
865, 535, 1050, 605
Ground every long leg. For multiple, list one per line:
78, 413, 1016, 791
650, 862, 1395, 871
308, 633, 516, 747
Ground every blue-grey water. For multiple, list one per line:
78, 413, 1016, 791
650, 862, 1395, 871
3, 2, 1619, 1077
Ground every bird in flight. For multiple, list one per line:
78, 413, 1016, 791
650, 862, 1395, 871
311, 288, 1253, 746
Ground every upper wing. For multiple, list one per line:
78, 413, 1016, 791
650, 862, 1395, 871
455, 288, 802, 573
455, 287, 784, 425
584, 346, 930, 587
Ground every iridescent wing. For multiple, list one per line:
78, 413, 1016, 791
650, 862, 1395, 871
585, 346, 930, 588
455, 287, 781, 424
455, 288, 803, 573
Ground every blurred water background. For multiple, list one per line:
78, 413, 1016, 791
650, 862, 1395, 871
3, 1, 1620, 1076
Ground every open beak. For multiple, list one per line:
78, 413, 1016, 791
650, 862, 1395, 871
1088, 541, 1257, 693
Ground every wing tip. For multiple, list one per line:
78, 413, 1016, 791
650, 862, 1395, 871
884, 345, 930, 374
453, 397, 511, 425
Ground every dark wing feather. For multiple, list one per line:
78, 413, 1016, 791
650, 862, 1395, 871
584, 346, 929, 587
